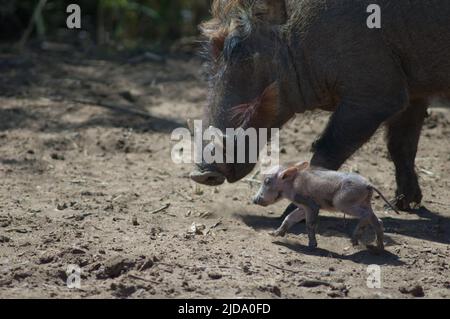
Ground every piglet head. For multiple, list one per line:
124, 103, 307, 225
252, 162, 309, 206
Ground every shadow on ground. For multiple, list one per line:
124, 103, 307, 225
238, 205, 450, 247
0, 103, 183, 134
272, 240, 404, 266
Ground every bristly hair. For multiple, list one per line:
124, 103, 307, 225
230, 82, 279, 128
200, 0, 256, 60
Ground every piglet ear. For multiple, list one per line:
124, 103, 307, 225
280, 167, 298, 181
294, 161, 309, 171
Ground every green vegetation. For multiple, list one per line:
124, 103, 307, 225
0, 0, 211, 49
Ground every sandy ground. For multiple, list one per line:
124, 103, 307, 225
0, 49, 449, 299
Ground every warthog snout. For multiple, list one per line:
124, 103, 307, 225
189, 169, 226, 186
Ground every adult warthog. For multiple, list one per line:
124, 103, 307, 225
190, 0, 450, 211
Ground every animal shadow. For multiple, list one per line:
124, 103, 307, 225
271, 240, 404, 266
239, 205, 450, 245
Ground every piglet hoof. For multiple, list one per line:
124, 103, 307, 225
269, 228, 286, 238
351, 238, 359, 247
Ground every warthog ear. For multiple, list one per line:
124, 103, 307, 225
253, 0, 287, 25
295, 161, 310, 171
230, 82, 279, 128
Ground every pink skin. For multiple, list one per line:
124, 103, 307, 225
252, 163, 309, 207
252, 162, 385, 251
270, 207, 306, 237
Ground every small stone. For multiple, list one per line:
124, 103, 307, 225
14, 271, 32, 280
327, 291, 344, 298
101, 256, 135, 279
189, 223, 206, 235
299, 279, 330, 288
399, 284, 425, 297
57, 203, 68, 211
110, 283, 137, 298
38, 253, 55, 264
70, 248, 86, 255
0, 235, 11, 243
51, 153, 65, 160
208, 272, 222, 280
139, 259, 154, 271
270, 285, 281, 297
119, 90, 138, 103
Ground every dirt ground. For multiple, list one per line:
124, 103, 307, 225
0, 48, 449, 299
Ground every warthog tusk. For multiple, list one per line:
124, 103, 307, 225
186, 118, 194, 136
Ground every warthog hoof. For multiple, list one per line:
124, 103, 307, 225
367, 244, 385, 255
394, 186, 423, 212
308, 240, 318, 250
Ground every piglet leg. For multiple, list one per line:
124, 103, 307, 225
270, 207, 306, 237
369, 214, 384, 251
347, 206, 385, 251
305, 206, 319, 249
351, 218, 370, 246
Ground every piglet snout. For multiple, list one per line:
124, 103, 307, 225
253, 196, 268, 206
252, 196, 260, 205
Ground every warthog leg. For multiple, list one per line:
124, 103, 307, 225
386, 100, 428, 211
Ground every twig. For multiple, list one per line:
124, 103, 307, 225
5, 228, 29, 233
420, 168, 436, 177
156, 261, 241, 272
127, 274, 160, 285
149, 166, 170, 176
250, 169, 260, 179
112, 194, 123, 202
175, 190, 193, 202
299, 279, 331, 288
266, 262, 300, 274
18, 0, 48, 51
149, 203, 170, 214
64, 212, 93, 220
242, 178, 261, 185
205, 219, 223, 235
210, 219, 223, 229
59, 98, 154, 119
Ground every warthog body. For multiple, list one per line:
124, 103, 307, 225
253, 162, 398, 250
190, 0, 450, 211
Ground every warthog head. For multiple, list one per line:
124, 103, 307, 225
190, 0, 299, 186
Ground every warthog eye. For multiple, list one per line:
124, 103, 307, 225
264, 177, 271, 186
223, 36, 243, 61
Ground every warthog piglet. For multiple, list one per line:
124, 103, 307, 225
253, 162, 399, 251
